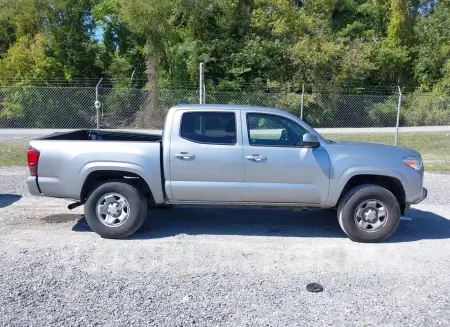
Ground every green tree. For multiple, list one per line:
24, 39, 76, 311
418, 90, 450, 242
0, 34, 62, 82
0, 0, 449, 102
0, 0, 103, 80
93, 0, 146, 83
413, 0, 450, 92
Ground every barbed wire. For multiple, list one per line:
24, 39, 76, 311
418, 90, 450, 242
0, 78, 448, 95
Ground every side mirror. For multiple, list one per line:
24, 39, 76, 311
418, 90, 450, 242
302, 133, 320, 148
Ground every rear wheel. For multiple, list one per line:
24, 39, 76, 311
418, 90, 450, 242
337, 184, 400, 243
84, 181, 147, 239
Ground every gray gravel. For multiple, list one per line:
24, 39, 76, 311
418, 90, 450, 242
0, 167, 30, 196
1, 168, 450, 326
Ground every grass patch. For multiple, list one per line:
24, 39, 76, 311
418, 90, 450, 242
423, 163, 450, 172
1, 131, 449, 172
0, 142, 27, 166
322, 131, 450, 172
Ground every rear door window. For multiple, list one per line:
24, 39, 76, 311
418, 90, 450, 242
180, 112, 236, 145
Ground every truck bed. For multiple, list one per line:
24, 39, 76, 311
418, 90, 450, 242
38, 129, 162, 142
28, 129, 165, 202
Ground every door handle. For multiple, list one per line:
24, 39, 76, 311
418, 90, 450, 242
175, 152, 195, 159
246, 154, 267, 162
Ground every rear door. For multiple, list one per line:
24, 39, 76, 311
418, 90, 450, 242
241, 111, 330, 204
168, 109, 245, 202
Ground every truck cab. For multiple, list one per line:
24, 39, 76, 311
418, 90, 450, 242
163, 105, 330, 204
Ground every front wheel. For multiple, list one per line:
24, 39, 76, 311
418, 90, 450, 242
84, 181, 148, 239
337, 184, 400, 243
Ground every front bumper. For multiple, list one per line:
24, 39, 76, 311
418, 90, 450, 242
411, 187, 427, 204
26, 176, 41, 196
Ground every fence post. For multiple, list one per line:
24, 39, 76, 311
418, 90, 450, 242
300, 83, 305, 120
129, 70, 136, 88
395, 85, 402, 146
199, 62, 205, 104
95, 78, 103, 130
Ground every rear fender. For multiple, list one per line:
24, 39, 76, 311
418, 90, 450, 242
77, 161, 165, 204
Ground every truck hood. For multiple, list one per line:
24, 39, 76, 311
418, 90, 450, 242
329, 139, 422, 158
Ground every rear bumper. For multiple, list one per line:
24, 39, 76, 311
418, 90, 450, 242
26, 176, 41, 196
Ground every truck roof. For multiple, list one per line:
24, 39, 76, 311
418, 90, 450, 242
172, 104, 283, 112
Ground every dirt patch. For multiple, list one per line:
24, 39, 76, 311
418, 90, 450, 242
41, 214, 82, 224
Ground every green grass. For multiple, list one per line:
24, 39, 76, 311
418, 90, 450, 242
322, 131, 450, 172
421, 163, 450, 172
1, 131, 449, 172
0, 142, 27, 166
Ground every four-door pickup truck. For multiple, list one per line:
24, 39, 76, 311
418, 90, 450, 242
26, 104, 427, 242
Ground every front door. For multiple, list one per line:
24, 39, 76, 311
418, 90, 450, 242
168, 110, 245, 202
242, 111, 330, 204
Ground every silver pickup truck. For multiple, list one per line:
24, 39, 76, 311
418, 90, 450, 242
27, 104, 427, 242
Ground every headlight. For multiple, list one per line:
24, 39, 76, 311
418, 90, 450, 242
403, 157, 422, 171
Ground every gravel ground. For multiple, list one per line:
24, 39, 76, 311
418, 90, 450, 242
1, 168, 450, 327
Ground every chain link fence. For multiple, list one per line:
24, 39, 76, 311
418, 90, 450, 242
1, 85, 450, 171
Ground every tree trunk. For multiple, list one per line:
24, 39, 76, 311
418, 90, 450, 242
136, 52, 160, 128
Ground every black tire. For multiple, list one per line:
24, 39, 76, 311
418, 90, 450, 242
337, 184, 400, 243
84, 180, 148, 239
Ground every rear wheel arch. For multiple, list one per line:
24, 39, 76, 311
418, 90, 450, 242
80, 170, 154, 204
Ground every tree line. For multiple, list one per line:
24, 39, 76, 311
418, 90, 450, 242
1, 0, 449, 91
0, 0, 449, 129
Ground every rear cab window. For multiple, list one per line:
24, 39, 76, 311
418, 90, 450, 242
180, 112, 236, 145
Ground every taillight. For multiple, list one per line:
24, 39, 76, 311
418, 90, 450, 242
27, 146, 40, 176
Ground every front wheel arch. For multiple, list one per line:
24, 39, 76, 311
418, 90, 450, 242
337, 174, 406, 214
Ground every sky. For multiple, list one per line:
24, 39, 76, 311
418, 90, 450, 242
94, 26, 104, 42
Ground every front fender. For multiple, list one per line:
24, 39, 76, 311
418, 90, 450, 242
326, 165, 408, 206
